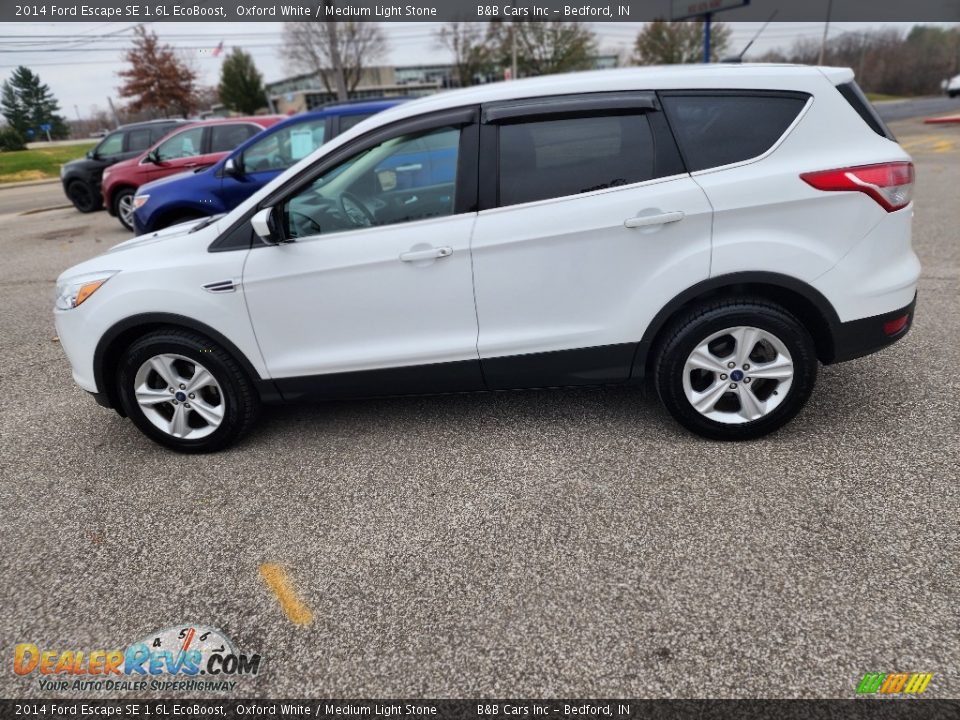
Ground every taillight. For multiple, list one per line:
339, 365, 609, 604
800, 161, 914, 212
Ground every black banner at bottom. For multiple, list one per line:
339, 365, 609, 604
2, 700, 960, 720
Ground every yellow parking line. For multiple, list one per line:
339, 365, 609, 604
259, 563, 314, 626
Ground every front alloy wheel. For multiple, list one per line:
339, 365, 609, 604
117, 329, 259, 452
133, 353, 225, 439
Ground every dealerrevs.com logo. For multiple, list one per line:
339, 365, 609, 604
14, 624, 262, 692
857, 672, 934, 695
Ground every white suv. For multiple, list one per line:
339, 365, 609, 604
54, 65, 919, 452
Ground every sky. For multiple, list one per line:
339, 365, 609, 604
0, 21, 927, 119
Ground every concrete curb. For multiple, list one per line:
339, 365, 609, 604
0, 178, 60, 190
924, 115, 960, 124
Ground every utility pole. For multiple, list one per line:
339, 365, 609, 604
324, 0, 349, 101
106, 97, 121, 128
818, 0, 834, 65
511, 22, 518, 80
703, 13, 712, 63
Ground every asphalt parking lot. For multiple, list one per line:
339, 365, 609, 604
0, 116, 957, 700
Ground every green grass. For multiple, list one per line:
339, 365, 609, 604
865, 93, 906, 103
0, 142, 96, 183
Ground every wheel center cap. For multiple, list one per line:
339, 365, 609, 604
175, 391, 187, 402
730, 369, 745, 382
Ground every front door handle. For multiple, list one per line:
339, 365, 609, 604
624, 211, 685, 229
399, 246, 453, 262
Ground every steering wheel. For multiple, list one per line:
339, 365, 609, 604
289, 210, 323, 238
340, 191, 375, 227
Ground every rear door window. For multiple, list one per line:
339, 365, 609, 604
338, 112, 375, 134
209, 123, 260, 153
497, 114, 656, 207
126, 128, 153, 153
661, 92, 809, 172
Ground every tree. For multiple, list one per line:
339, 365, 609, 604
757, 25, 960, 97
436, 22, 492, 87
218, 49, 267, 114
633, 20, 731, 65
1, 66, 68, 139
486, 21, 597, 77
117, 26, 198, 117
281, 14, 387, 101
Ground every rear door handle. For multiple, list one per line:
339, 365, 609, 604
624, 211, 685, 228
399, 246, 453, 262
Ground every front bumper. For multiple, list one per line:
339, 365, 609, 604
830, 293, 916, 363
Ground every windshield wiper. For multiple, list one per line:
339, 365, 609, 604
189, 214, 225, 233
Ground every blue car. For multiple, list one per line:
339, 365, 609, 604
132, 99, 406, 234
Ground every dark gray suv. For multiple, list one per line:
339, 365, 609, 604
60, 119, 187, 212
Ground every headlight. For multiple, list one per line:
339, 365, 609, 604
55, 271, 117, 311
133, 194, 149, 210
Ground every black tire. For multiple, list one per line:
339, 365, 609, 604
66, 180, 100, 213
653, 298, 817, 441
112, 187, 135, 231
116, 329, 260, 453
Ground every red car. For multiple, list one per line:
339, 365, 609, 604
102, 115, 282, 230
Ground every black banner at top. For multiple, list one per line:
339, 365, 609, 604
2, 699, 960, 720
3, 0, 960, 23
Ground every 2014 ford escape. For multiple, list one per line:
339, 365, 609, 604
54, 65, 919, 452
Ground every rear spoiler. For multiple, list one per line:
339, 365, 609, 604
818, 66, 856, 86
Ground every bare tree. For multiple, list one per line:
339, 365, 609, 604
281, 16, 387, 102
485, 21, 597, 77
436, 22, 491, 87
633, 20, 731, 65
758, 25, 960, 97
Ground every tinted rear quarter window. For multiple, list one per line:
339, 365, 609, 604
661, 92, 809, 172
498, 114, 655, 207
836, 81, 896, 141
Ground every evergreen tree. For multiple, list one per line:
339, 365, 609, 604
1, 66, 68, 139
218, 49, 267, 114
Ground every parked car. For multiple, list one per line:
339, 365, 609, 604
945, 73, 960, 98
60, 119, 188, 213
54, 65, 919, 452
132, 100, 406, 235
102, 116, 282, 230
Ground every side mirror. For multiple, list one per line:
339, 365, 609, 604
143, 150, 159, 165
224, 156, 242, 178
86, 149, 95, 160
251, 207, 281, 245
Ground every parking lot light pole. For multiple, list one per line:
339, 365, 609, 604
703, 13, 712, 63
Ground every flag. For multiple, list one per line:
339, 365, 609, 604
212, 40, 224, 57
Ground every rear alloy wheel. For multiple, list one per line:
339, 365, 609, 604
113, 188, 136, 231
654, 300, 817, 440
67, 180, 100, 213
117, 329, 260, 452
